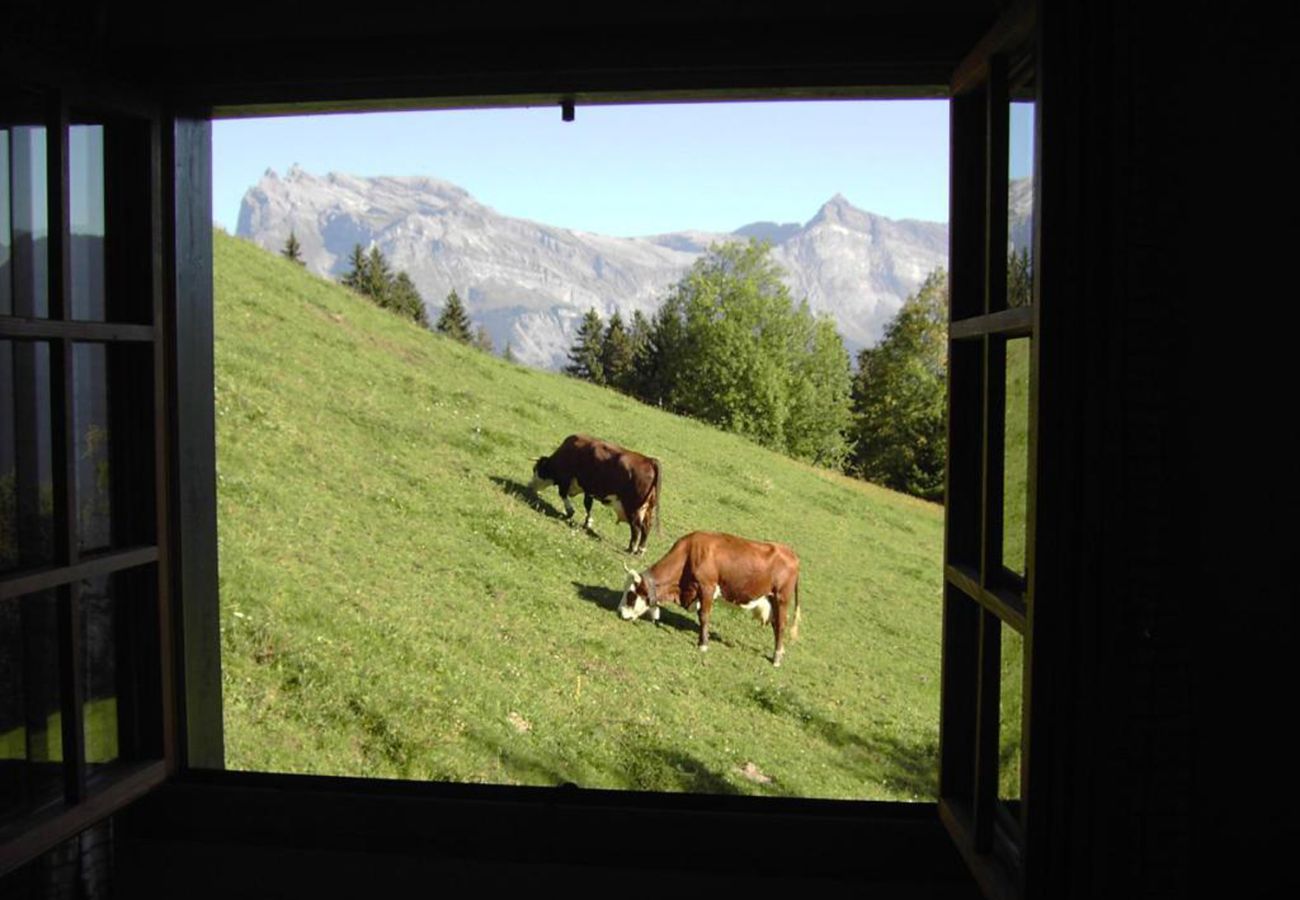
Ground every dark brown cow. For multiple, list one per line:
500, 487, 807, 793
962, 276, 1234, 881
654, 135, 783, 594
618, 531, 801, 666
529, 434, 661, 554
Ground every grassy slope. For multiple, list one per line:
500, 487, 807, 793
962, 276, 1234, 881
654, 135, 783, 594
215, 231, 947, 800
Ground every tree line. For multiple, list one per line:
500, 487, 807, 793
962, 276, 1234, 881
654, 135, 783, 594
282, 233, 506, 357
564, 239, 955, 501
285, 230, 1031, 502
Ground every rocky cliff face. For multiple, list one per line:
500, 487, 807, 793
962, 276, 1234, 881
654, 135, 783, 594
237, 166, 961, 368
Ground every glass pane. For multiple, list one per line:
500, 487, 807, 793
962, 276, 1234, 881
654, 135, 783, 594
998, 622, 1023, 808
1007, 100, 1034, 308
70, 125, 106, 322
1, 339, 56, 573
0, 590, 64, 826
73, 343, 112, 554
6, 126, 49, 318
80, 576, 119, 766
1002, 337, 1030, 577
1, 129, 10, 316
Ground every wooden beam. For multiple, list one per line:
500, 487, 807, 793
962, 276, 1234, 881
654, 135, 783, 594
950, 306, 1034, 340
0, 318, 156, 342
0, 546, 160, 601
165, 116, 224, 770
952, 1, 1036, 96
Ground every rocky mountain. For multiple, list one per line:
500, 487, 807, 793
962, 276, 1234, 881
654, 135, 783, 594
236, 166, 959, 369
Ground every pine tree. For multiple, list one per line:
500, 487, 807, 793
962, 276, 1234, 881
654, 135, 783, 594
281, 230, 305, 266
435, 289, 473, 343
363, 246, 392, 304
340, 244, 367, 291
601, 312, 635, 392
389, 271, 428, 326
627, 310, 652, 393
473, 324, 494, 354
564, 308, 606, 385
638, 295, 688, 407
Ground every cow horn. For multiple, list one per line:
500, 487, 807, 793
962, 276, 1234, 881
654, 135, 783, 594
622, 562, 641, 582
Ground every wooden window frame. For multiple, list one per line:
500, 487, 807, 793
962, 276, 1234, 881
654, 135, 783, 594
939, 4, 1039, 899
0, 88, 179, 877
3, 5, 1060, 893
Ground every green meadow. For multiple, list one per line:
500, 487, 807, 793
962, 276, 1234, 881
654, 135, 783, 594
214, 231, 953, 801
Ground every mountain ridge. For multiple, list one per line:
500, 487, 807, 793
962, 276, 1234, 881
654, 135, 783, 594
237, 167, 955, 368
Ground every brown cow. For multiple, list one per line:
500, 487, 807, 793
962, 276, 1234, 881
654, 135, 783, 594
528, 434, 661, 554
618, 531, 801, 666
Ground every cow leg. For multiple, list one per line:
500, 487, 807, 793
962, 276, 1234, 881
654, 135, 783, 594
771, 589, 788, 667
696, 584, 715, 652
633, 507, 649, 555
559, 479, 576, 519
582, 493, 596, 531
626, 520, 640, 554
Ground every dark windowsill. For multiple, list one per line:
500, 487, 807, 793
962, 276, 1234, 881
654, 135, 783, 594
0, 758, 167, 878
115, 768, 977, 887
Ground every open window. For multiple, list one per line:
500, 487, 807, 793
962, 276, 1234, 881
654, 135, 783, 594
4, 5, 1050, 896
1, 94, 173, 873
939, 7, 1037, 896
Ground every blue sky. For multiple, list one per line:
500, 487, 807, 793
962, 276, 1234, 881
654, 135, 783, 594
212, 100, 957, 238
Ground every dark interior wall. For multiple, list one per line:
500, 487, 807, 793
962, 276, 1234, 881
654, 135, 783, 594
1032, 3, 1294, 896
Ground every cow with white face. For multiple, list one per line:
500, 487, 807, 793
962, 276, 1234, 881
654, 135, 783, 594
619, 531, 802, 667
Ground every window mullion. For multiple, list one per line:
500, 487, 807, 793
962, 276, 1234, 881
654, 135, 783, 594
56, 582, 86, 801
45, 91, 90, 805
973, 609, 1002, 853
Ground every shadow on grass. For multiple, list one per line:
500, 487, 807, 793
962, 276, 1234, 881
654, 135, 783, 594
465, 729, 740, 796
750, 685, 938, 799
570, 582, 699, 635
463, 727, 573, 786
490, 475, 567, 522
571, 581, 623, 612
491, 475, 610, 546
627, 747, 741, 796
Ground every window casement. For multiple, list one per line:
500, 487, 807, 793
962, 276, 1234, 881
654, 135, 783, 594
0, 91, 174, 876
3, 5, 1047, 893
939, 7, 1038, 898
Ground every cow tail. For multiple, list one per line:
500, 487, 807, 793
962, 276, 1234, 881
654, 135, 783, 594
651, 458, 663, 534
790, 577, 801, 641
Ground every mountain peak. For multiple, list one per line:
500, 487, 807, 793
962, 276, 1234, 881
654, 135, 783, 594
818, 193, 854, 214
810, 193, 876, 230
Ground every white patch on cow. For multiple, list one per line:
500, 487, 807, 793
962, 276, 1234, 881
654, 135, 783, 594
650, 606, 660, 622
740, 595, 773, 625
712, 585, 723, 601
620, 592, 650, 621
606, 496, 626, 523
618, 573, 650, 621
687, 599, 700, 614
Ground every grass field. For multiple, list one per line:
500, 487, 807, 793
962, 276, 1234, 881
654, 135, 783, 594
215, 231, 951, 801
